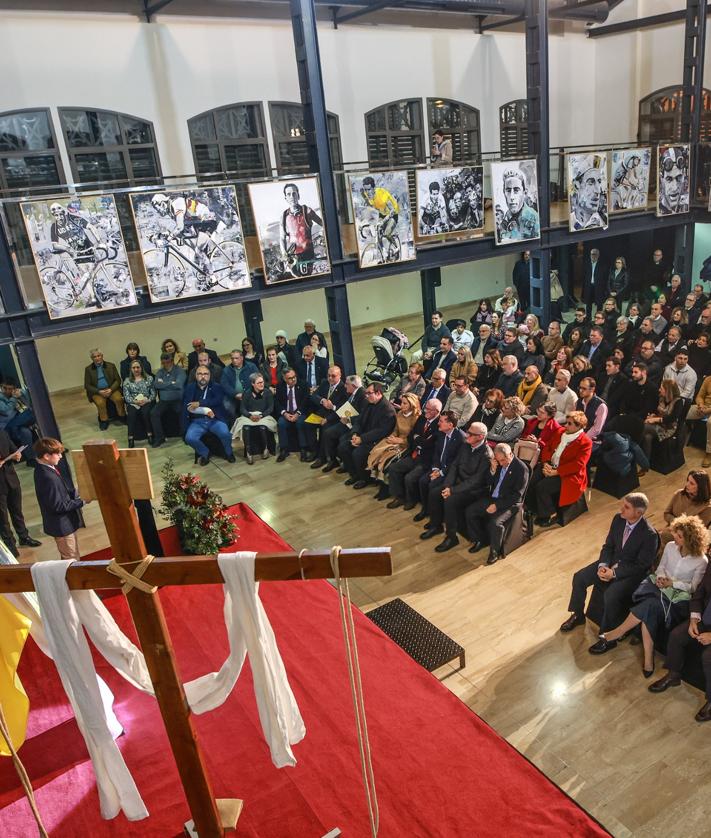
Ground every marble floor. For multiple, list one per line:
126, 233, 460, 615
13, 307, 711, 838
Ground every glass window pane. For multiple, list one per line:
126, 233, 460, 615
366, 109, 386, 132
271, 104, 306, 138
217, 105, 261, 140
193, 143, 222, 175
61, 109, 94, 148
277, 140, 309, 173
189, 114, 217, 143
73, 151, 128, 183
0, 111, 54, 152
122, 115, 153, 145
128, 147, 159, 180
224, 144, 267, 175
367, 135, 390, 164
388, 101, 419, 131
327, 114, 338, 135
2, 154, 61, 190
95, 111, 121, 146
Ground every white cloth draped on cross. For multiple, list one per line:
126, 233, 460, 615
24, 551, 305, 822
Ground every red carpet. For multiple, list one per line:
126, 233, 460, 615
0, 503, 608, 837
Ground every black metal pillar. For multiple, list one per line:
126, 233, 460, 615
325, 285, 356, 375
525, 0, 551, 326
675, 223, 696, 283
555, 245, 572, 312
420, 268, 441, 331
242, 299, 265, 356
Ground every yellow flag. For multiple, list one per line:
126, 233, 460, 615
0, 595, 31, 756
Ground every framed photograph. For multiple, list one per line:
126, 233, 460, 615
130, 186, 250, 302
348, 170, 416, 268
248, 177, 330, 284
657, 144, 691, 216
567, 152, 609, 232
415, 166, 484, 239
490, 159, 540, 246
20, 195, 137, 320
610, 147, 651, 212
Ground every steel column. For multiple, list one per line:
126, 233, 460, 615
325, 285, 356, 375
681, 0, 708, 203
675, 223, 695, 285
420, 268, 441, 331
242, 299, 265, 357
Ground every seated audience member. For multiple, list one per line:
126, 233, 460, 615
233, 373, 276, 465
221, 350, 259, 422
601, 299, 620, 342
665, 273, 684, 312
241, 337, 263, 368
597, 516, 708, 677
590, 310, 613, 345
649, 301, 668, 337
626, 301, 643, 330
296, 345, 328, 392
605, 362, 659, 443
84, 348, 125, 430
425, 335, 457, 380
275, 330, 298, 369
495, 355, 524, 398
694, 282, 709, 308
448, 346, 477, 387
522, 402, 561, 449
416, 310, 450, 363
420, 367, 450, 408
488, 396, 526, 444
468, 388, 503, 431
613, 316, 635, 360
566, 326, 586, 358
647, 560, 711, 722
490, 312, 504, 342
521, 336, 546, 374
561, 493, 658, 635
640, 378, 683, 463
319, 375, 366, 471
562, 307, 589, 343
387, 398, 442, 509
634, 340, 664, 388
295, 319, 328, 357
663, 349, 697, 400
575, 378, 608, 449
368, 393, 421, 500
444, 376, 478, 428
524, 313, 544, 341
548, 369, 577, 423
470, 299, 494, 327
424, 422, 492, 553
465, 442, 528, 564
0, 428, 41, 555
188, 338, 224, 372
498, 327, 525, 363
474, 349, 501, 395
183, 366, 234, 466
577, 326, 610, 376
669, 306, 689, 339
631, 317, 656, 354
596, 356, 628, 419
545, 346, 573, 386
525, 411, 592, 527
413, 410, 463, 524
391, 363, 426, 408
656, 325, 685, 366
687, 374, 711, 466
308, 333, 328, 361
542, 321, 564, 362
0, 381, 37, 461
451, 319, 474, 350
275, 368, 309, 462
188, 350, 223, 384
470, 324, 497, 365
151, 352, 186, 447
689, 307, 711, 341
494, 287, 518, 326
338, 383, 396, 490
120, 342, 152, 381
304, 365, 347, 462
517, 365, 548, 418
161, 338, 188, 370
687, 332, 711, 380
659, 471, 711, 548
570, 354, 592, 393
260, 345, 288, 393
122, 360, 155, 448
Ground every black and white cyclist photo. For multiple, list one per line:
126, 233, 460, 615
248, 177, 331, 284
656, 144, 691, 217
21, 195, 137, 320
348, 170, 415, 268
416, 166, 485, 240
130, 186, 250, 301
490, 159, 540, 246
610, 147, 651, 212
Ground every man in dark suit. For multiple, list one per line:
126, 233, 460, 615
577, 326, 611, 376
275, 368, 310, 462
596, 356, 628, 419
583, 248, 606, 317
424, 335, 457, 380
187, 338, 224, 372
415, 411, 463, 531
0, 430, 41, 556
561, 492, 658, 640
33, 437, 86, 560
465, 443, 528, 564
295, 319, 328, 358
648, 562, 711, 722
420, 368, 450, 409
469, 324, 498, 365
296, 345, 329, 392
320, 375, 367, 472
301, 365, 347, 462
386, 398, 443, 510
182, 366, 235, 466
425, 422, 492, 553
338, 382, 396, 489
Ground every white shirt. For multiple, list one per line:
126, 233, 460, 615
663, 362, 697, 400
549, 387, 577, 422
452, 329, 474, 350
656, 541, 708, 593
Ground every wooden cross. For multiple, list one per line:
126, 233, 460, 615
0, 440, 392, 837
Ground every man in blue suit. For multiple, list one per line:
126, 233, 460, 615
415, 410, 463, 534
183, 366, 235, 466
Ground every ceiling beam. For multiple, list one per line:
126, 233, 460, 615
587, 9, 695, 37
144, 0, 175, 22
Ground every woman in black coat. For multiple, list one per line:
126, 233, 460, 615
607, 256, 629, 302
120, 342, 153, 381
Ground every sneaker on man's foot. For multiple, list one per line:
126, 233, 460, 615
703, 454, 711, 468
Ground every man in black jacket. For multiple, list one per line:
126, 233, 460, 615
338, 383, 396, 489
512, 250, 531, 312
561, 492, 658, 640
303, 365, 347, 463
296, 345, 329, 392
295, 319, 328, 358
416, 410, 464, 530
424, 335, 457, 380
0, 429, 41, 556
596, 356, 628, 419
583, 248, 606, 317
577, 326, 611, 376
426, 422, 492, 553
386, 398, 442, 510
275, 368, 310, 462
420, 368, 450, 409
562, 307, 590, 343
320, 375, 367, 472
187, 338, 225, 372
464, 444, 528, 564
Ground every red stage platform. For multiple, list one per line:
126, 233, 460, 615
0, 503, 609, 837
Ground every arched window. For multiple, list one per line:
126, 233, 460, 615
365, 99, 425, 168
638, 86, 711, 143
188, 102, 271, 177
0, 108, 64, 194
499, 99, 529, 158
58, 107, 162, 185
427, 98, 481, 162
268, 102, 344, 176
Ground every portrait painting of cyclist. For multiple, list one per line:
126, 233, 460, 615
150, 192, 220, 274
657, 144, 690, 216
49, 202, 98, 263
490, 160, 540, 245
419, 181, 448, 235
279, 182, 323, 277
567, 152, 609, 232
360, 175, 400, 258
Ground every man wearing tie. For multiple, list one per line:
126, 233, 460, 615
561, 493, 658, 639
386, 398, 442, 510
339, 383, 396, 489
275, 368, 310, 462
415, 410, 463, 530
583, 247, 606, 317
648, 562, 711, 722
420, 368, 450, 409
306, 366, 347, 464
320, 375, 366, 472
296, 345, 328, 393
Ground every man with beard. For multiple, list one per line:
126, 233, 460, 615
658, 146, 689, 215
498, 167, 539, 243
570, 155, 608, 230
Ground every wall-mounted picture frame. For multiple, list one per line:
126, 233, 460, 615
490, 158, 540, 246
20, 194, 137, 320
610, 147, 651, 212
657, 144, 691, 217
248, 176, 331, 285
130, 186, 250, 302
415, 166, 484, 239
567, 152, 609, 232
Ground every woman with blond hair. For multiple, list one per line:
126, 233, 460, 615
595, 514, 708, 677
368, 392, 422, 499
449, 346, 478, 387
487, 396, 526, 444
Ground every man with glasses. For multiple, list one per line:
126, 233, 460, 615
626, 339, 663, 388
221, 349, 259, 422
575, 377, 608, 449
549, 369, 577, 423
275, 368, 309, 462
420, 367, 450, 408
416, 411, 463, 530
658, 146, 689, 215
183, 366, 235, 466
338, 382, 395, 490
305, 365, 347, 463
563, 306, 590, 343
424, 422, 491, 553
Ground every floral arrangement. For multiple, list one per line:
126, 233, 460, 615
159, 459, 238, 554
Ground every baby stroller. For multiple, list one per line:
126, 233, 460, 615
363, 327, 410, 393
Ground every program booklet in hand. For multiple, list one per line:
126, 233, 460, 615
336, 402, 359, 420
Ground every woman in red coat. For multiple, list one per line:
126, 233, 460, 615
524, 410, 593, 527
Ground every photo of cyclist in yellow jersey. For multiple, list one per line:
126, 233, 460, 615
350, 171, 415, 268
